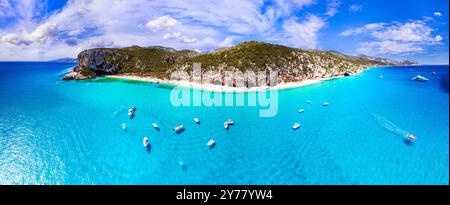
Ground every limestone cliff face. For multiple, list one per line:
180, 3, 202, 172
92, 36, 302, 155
63, 49, 130, 80
63, 46, 198, 80
77, 49, 126, 74
63, 41, 409, 83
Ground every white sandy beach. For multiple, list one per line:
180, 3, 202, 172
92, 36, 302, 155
105, 74, 350, 92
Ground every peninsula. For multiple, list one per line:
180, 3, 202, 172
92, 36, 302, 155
63, 41, 417, 90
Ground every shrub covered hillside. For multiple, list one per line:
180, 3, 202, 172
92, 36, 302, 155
63, 41, 414, 83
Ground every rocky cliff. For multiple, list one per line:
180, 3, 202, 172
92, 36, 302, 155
63, 41, 411, 84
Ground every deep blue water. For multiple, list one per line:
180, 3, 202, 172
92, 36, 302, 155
0, 62, 448, 185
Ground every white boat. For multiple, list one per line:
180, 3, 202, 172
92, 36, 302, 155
432, 72, 437, 75
143, 137, 149, 147
306, 100, 312, 104
194, 118, 200, 124
292, 123, 300, 130
224, 122, 229, 129
173, 125, 184, 133
379, 75, 384, 78
298, 109, 304, 113
207, 139, 216, 148
128, 111, 134, 118
152, 122, 158, 129
226, 119, 234, 125
128, 106, 136, 118
323, 102, 329, 106
412, 75, 429, 82
406, 133, 417, 141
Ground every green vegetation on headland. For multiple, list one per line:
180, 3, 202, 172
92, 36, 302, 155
63, 41, 418, 83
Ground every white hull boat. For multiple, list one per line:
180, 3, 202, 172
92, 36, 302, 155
292, 123, 300, 130
143, 137, 149, 147
412, 75, 429, 82
128, 106, 136, 119
173, 125, 184, 133
207, 139, 216, 148
194, 118, 200, 124
406, 133, 417, 141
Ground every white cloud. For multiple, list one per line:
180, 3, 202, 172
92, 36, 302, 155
219, 36, 236, 47
146, 15, 180, 31
326, 0, 340, 17
349, 4, 362, 12
372, 22, 438, 43
434, 35, 443, 42
276, 0, 316, 14
75, 38, 115, 53
283, 14, 325, 49
0, 0, 39, 20
357, 40, 423, 55
340, 23, 385, 36
423, 16, 433, 21
0, 0, 15, 18
1, 21, 59, 46
434, 12, 442, 16
151, 0, 279, 35
0, 0, 332, 60
341, 20, 443, 55
163, 32, 197, 43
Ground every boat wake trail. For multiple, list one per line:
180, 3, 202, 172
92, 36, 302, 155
369, 112, 409, 138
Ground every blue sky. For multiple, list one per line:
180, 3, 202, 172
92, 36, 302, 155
0, 0, 448, 64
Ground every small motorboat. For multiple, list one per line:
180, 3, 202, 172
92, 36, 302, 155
379, 75, 384, 78
226, 119, 234, 125
128, 106, 136, 119
143, 137, 149, 147
207, 139, 216, 148
412, 75, 429, 82
306, 100, 312, 104
323, 102, 329, 106
173, 125, 184, 133
292, 123, 300, 130
194, 118, 200, 124
432, 72, 437, 75
121, 123, 127, 130
152, 122, 159, 129
224, 122, 229, 129
406, 133, 417, 141
298, 109, 304, 113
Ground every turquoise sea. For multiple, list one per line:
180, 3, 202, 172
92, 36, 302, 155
0, 62, 448, 185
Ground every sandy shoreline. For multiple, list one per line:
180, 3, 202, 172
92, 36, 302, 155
105, 75, 344, 92
105, 69, 366, 92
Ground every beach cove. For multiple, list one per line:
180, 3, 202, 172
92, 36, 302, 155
0, 62, 448, 184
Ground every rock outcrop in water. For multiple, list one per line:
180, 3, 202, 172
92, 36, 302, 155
63, 41, 417, 83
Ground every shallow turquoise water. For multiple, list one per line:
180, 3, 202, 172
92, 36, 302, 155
0, 62, 448, 184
